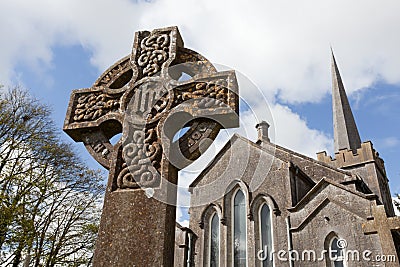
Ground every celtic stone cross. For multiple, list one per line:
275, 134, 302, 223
64, 26, 239, 266
362, 205, 400, 267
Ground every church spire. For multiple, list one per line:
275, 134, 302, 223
331, 49, 362, 153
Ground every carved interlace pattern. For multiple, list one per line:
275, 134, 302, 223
187, 121, 215, 148
119, 127, 162, 189
137, 33, 170, 76
116, 162, 138, 189
176, 79, 229, 108
146, 93, 170, 122
64, 27, 236, 193
73, 93, 120, 122
118, 79, 229, 189
144, 127, 162, 171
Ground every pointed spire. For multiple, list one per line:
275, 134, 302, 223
331, 49, 362, 153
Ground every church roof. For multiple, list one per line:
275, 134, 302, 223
189, 133, 357, 189
287, 177, 379, 233
288, 177, 378, 213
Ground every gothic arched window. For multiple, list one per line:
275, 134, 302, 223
259, 203, 273, 267
233, 189, 247, 266
326, 235, 345, 267
330, 237, 345, 267
209, 212, 220, 267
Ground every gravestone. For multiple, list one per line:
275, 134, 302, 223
64, 26, 239, 266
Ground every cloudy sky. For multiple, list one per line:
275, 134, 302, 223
1, 0, 399, 225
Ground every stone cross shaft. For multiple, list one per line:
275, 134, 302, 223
64, 26, 239, 266
362, 205, 400, 267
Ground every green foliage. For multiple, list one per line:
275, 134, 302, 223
0, 86, 105, 266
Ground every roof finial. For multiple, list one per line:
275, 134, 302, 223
331, 49, 362, 153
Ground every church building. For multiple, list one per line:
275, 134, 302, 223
175, 52, 400, 266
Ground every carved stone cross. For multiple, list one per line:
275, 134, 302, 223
362, 205, 400, 266
64, 26, 239, 266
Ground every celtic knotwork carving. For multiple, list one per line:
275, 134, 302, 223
120, 127, 161, 189
146, 92, 171, 122
187, 121, 216, 148
91, 141, 110, 158
175, 78, 230, 109
64, 26, 239, 194
138, 33, 170, 76
73, 93, 120, 122
117, 162, 139, 189
63, 26, 241, 267
144, 127, 162, 170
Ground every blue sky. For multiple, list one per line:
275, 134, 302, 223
1, 0, 400, 224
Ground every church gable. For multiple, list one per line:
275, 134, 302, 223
289, 178, 378, 229
190, 133, 352, 190
290, 201, 382, 266
188, 133, 397, 267
185, 49, 399, 267
188, 132, 372, 213
189, 132, 368, 210
189, 134, 282, 192
288, 180, 384, 266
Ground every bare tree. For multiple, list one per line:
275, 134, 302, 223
0, 86, 105, 266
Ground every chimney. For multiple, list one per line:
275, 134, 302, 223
256, 121, 270, 142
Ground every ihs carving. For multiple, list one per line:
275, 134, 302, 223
64, 26, 239, 193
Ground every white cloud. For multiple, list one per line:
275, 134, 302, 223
2, 0, 400, 99
382, 137, 400, 148
0, 0, 140, 84
271, 104, 333, 157
176, 205, 189, 227
373, 137, 400, 151
133, 0, 400, 103
2, 0, 397, 211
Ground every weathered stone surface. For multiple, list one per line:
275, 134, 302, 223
317, 141, 395, 217
186, 52, 399, 267
64, 27, 399, 267
188, 134, 398, 266
63, 26, 239, 266
175, 223, 196, 267
94, 178, 177, 266
362, 205, 400, 267
331, 50, 362, 153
